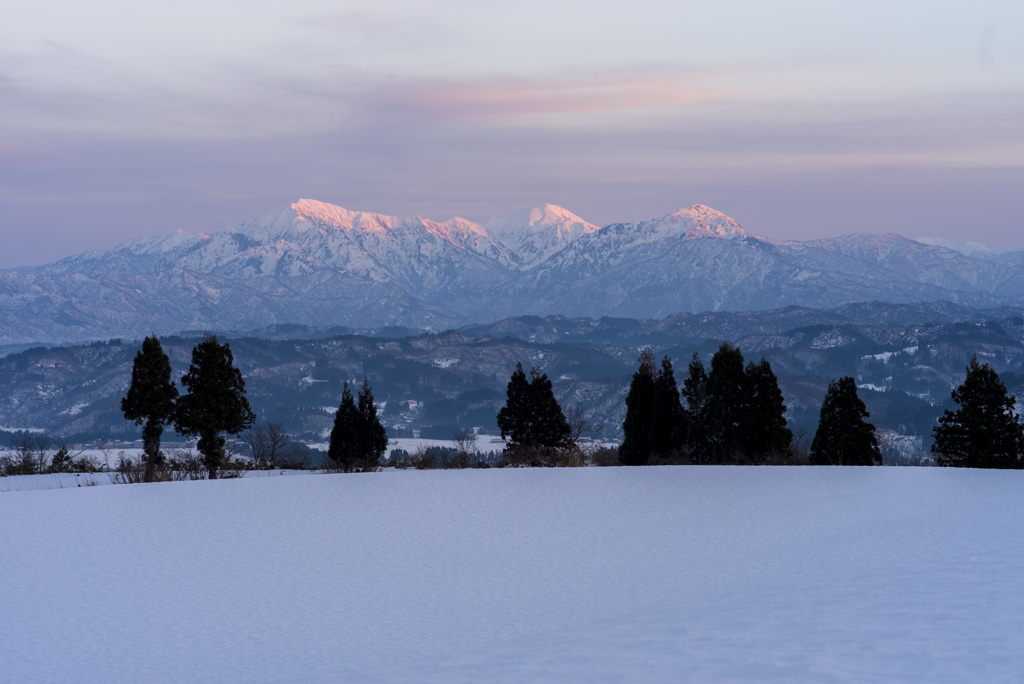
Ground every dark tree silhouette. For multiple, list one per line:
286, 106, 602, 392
121, 335, 179, 482
497, 363, 532, 447
742, 357, 793, 461
810, 376, 881, 466
932, 355, 1024, 468
328, 378, 389, 472
620, 350, 657, 465
174, 333, 255, 479
652, 355, 686, 460
621, 352, 685, 465
703, 342, 748, 460
328, 382, 360, 472
497, 363, 570, 455
681, 351, 710, 460
356, 377, 388, 471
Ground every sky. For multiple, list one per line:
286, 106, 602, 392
1, 0, 1022, 268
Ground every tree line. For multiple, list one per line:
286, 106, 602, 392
612, 343, 882, 466
106, 335, 1024, 480
499, 344, 1024, 469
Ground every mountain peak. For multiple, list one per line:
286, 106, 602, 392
485, 204, 598, 233
484, 204, 601, 268
659, 204, 756, 241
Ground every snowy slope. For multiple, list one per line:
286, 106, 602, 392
484, 204, 600, 268
3, 467, 1024, 683
4, 198, 1024, 347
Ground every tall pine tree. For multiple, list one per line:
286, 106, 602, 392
742, 357, 792, 461
621, 352, 686, 465
497, 362, 534, 447
810, 376, 881, 466
328, 382, 361, 472
496, 363, 571, 456
703, 342, 747, 461
527, 367, 571, 450
620, 350, 657, 465
356, 377, 388, 471
682, 351, 711, 462
652, 356, 686, 460
121, 335, 179, 483
174, 333, 255, 479
932, 355, 1024, 468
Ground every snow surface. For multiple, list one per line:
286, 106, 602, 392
3, 467, 1024, 683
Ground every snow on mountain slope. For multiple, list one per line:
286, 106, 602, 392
4, 198, 1024, 347
485, 204, 600, 268
915, 236, 1024, 256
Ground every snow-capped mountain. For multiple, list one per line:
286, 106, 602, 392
2, 198, 1024, 349
484, 204, 600, 268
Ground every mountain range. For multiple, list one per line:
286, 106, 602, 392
3, 198, 1024, 351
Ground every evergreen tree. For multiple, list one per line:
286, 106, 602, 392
652, 356, 686, 459
932, 355, 1024, 468
328, 382, 361, 471
526, 367, 571, 449
621, 352, 685, 465
497, 363, 532, 447
681, 351, 710, 461
121, 335, 179, 482
174, 333, 255, 479
620, 350, 657, 465
742, 357, 793, 460
356, 377, 388, 471
810, 376, 881, 466
496, 363, 571, 453
704, 342, 747, 460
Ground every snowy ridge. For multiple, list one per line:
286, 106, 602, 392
914, 235, 1024, 256
485, 204, 601, 268
4, 198, 1024, 347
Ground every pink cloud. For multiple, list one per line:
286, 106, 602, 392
369, 70, 726, 123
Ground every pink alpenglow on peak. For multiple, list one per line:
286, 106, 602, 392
657, 204, 761, 241
485, 204, 601, 267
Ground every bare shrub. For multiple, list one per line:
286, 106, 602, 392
241, 422, 292, 469
452, 429, 477, 469
412, 446, 437, 470
111, 452, 147, 484
503, 445, 569, 467
167, 448, 207, 481
591, 446, 620, 466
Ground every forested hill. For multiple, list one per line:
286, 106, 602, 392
3, 303, 1024, 451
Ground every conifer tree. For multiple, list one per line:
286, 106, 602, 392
356, 377, 388, 471
497, 363, 533, 447
621, 353, 685, 465
328, 382, 361, 471
810, 376, 881, 466
527, 367, 571, 449
652, 355, 686, 459
174, 333, 255, 479
742, 357, 792, 460
496, 363, 570, 454
620, 350, 657, 465
704, 342, 747, 460
932, 355, 1024, 468
122, 335, 179, 482
681, 351, 711, 461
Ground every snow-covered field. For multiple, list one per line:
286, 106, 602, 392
3, 467, 1024, 683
